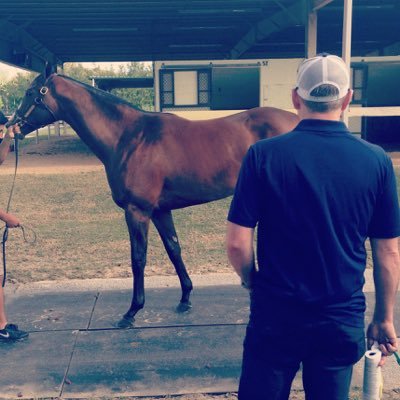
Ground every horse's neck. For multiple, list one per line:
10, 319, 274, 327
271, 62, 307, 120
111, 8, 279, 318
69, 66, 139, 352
51, 76, 126, 164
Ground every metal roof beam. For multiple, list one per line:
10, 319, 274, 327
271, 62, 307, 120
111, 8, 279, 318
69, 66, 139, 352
0, 19, 60, 72
313, 0, 334, 11
229, 1, 305, 59
307, 0, 334, 58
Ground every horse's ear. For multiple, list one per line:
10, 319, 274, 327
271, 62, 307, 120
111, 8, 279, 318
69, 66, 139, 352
44, 62, 56, 78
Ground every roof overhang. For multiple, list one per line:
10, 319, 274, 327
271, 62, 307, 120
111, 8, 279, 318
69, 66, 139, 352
0, 0, 398, 73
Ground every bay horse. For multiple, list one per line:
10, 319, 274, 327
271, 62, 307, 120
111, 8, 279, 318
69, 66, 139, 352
10, 64, 299, 327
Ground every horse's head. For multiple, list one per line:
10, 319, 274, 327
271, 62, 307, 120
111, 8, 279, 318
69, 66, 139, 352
8, 63, 58, 137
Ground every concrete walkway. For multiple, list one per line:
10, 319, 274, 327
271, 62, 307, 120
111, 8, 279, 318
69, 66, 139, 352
0, 271, 399, 398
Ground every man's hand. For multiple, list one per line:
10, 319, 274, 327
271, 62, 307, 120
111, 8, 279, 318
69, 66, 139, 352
369, 237, 400, 366
367, 321, 398, 366
4, 212, 21, 228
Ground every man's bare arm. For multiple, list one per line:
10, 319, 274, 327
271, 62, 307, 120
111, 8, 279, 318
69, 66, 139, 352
226, 221, 256, 289
367, 237, 400, 365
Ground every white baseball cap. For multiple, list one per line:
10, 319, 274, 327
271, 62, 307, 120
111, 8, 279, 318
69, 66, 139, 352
296, 53, 350, 102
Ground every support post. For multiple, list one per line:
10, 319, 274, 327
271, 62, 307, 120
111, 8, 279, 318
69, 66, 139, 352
341, 0, 353, 126
55, 121, 60, 137
307, 11, 317, 57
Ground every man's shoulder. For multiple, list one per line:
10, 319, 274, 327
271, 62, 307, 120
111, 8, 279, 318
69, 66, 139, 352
348, 135, 390, 161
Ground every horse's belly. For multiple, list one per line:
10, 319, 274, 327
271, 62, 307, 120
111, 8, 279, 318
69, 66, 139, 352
158, 180, 234, 210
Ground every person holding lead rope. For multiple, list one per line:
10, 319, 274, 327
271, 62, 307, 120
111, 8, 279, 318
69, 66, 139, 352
0, 110, 29, 342
226, 54, 400, 399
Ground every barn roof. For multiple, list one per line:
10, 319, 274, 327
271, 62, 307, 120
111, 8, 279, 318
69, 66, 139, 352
0, 0, 399, 72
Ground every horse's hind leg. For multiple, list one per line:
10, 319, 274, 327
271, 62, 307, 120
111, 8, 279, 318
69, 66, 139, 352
152, 209, 193, 312
117, 204, 150, 328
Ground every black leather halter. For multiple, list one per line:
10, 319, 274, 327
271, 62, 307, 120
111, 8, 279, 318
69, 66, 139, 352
8, 86, 57, 130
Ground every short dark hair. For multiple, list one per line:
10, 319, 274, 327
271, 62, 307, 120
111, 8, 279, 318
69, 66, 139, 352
302, 84, 345, 113
0, 111, 8, 125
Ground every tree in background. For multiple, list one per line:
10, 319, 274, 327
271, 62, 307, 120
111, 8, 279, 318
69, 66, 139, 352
112, 63, 154, 112
0, 62, 154, 114
64, 62, 154, 111
0, 71, 37, 115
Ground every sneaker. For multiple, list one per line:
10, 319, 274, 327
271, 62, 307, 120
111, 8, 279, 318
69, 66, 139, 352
0, 323, 29, 342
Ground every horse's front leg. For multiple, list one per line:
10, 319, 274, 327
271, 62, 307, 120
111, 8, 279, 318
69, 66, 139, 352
117, 204, 150, 328
152, 209, 193, 312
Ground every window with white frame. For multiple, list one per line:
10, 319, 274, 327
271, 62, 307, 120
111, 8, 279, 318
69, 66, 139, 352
160, 68, 211, 110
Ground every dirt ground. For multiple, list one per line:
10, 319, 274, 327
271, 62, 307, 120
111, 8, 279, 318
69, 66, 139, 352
0, 138, 103, 175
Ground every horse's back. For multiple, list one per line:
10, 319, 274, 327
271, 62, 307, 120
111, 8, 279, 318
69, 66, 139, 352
151, 107, 298, 189
156, 106, 298, 138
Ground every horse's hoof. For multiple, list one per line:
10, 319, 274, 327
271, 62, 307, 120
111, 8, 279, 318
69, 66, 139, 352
176, 301, 192, 313
115, 316, 134, 329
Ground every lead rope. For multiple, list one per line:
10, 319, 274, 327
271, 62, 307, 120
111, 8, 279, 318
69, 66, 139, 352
1, 137, 36, 287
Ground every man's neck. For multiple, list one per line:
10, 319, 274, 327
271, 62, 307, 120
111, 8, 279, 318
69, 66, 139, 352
297, 109, 342, 121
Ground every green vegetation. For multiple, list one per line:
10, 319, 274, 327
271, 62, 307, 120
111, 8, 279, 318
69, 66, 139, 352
0, 62, 154, 115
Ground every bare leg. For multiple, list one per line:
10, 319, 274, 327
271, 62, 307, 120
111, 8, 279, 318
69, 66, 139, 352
0, 285, 7, 329
152, 209, 193, 312
117, 204, 150, 328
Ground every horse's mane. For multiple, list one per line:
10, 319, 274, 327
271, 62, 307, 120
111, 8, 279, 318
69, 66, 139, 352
57, 74, 145, 112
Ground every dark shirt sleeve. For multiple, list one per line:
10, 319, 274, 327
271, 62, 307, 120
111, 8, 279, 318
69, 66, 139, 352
227, 146, 262, 228
368, 157, 400, 238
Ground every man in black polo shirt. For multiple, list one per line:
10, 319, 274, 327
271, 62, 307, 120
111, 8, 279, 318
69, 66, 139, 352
226, 54, 400, 400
